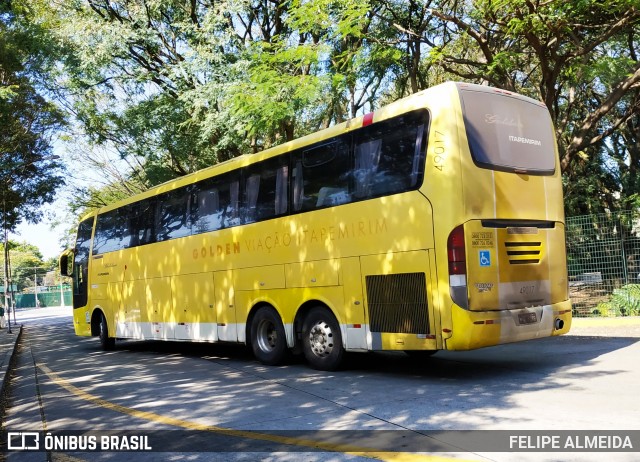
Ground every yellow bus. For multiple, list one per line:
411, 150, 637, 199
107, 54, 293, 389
61, 82, 571, 370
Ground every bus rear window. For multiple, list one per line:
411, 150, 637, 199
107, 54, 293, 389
459, 87, 556, 174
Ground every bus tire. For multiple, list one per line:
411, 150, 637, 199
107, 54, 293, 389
250, 307, 287, 366
302, 307, 344, 371
99, 312, 115, 351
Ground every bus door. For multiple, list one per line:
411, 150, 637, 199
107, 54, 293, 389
172, 273, 216, 341
214, 270, 236, 342
72, 217, 94, 310
341, 257, 367, 351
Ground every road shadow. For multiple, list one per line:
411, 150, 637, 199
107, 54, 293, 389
17, 316, 640, 433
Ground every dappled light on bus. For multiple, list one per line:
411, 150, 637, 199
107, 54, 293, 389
64, 82, 570, 370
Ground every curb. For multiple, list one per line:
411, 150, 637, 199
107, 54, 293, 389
571, 316, 640, 328
0, 324, 23, 419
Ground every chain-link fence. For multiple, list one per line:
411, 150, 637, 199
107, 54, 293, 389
2, 266, 72, 310
14, 291, 72, 308
567, 211, 640, 317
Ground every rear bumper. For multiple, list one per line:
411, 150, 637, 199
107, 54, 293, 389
446, 299, 572, 350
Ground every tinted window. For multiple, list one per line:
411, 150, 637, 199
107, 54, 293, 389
156, 188, 192, 242
91, 110, 429, 250
73, 217, 94, 308
243, 157, 289, 223
353, 111, 427, 199
123, 199, 155, 248
293, 139, 351, 212
193, 173, 240, 233
93, 210, 123, 255
459, 87, 555, 174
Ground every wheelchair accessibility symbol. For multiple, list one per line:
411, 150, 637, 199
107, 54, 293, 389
479, 250, 491, 267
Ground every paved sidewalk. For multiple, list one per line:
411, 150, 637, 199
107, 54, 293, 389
569, 315, 640, 337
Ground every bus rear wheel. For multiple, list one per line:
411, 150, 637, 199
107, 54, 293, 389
250, 307, 287, 366
302, 307, 344, 371
98, 312, 115, 351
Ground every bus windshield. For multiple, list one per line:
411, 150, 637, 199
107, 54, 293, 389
459, 86, 556, 174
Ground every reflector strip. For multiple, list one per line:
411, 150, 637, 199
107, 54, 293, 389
474, 319, 501, 325
363, 112, 374, 126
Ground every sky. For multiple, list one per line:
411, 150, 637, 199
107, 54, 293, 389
11, 204, 69, 263
9, 142, 88, 263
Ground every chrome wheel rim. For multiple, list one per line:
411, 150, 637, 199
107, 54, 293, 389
308, 321, 334, 357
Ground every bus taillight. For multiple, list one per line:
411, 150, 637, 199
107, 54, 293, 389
448, 225, 468, 308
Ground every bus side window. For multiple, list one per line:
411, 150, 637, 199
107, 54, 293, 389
294, 139, 350, 211
193, 174, 240, 233
194, 188, 222, 233
123, 199, 156, 248
275, 165, 288, 215
353, 110, 428, 199
245, 174, 261, 224
227, 180, 240, 227
156, 189, 192, 242
243, 157, 289, 224
93, 210, 123, 254
292, 160, 304, 212
354, 139, 382, 198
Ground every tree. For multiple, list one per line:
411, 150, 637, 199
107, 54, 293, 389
0, 241, 47, 291
429, 0, 640, 215
28, 0, 247, 187
1, 1, 65, 232
20, 0, 640, 218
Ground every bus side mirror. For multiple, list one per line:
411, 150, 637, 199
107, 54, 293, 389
60, 251, 74, 277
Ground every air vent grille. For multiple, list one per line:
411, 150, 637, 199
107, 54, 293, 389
505, 241, 541, 264
365, 272, 429, 334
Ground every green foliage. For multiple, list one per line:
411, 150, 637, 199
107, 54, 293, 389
226, 40, 328, 147
593, 285, 640, 317
8, 0, 640, 219
1, 2, 66, 231
0, 240, 47, 291
428, 0, 640, 217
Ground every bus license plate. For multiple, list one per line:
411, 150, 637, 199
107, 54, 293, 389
518, 312, 537, 325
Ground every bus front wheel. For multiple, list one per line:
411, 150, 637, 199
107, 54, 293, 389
250, 307, 287, 366
302, 307, 344, 371
98, 312, 115, 351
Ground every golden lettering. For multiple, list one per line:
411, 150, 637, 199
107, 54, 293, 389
193, 241, 241, 259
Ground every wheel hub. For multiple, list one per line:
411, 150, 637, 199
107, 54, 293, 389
257, 320, 277, 352
309, 321, 333, 357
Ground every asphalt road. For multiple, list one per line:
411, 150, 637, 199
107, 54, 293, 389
2, 307, 639, 462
